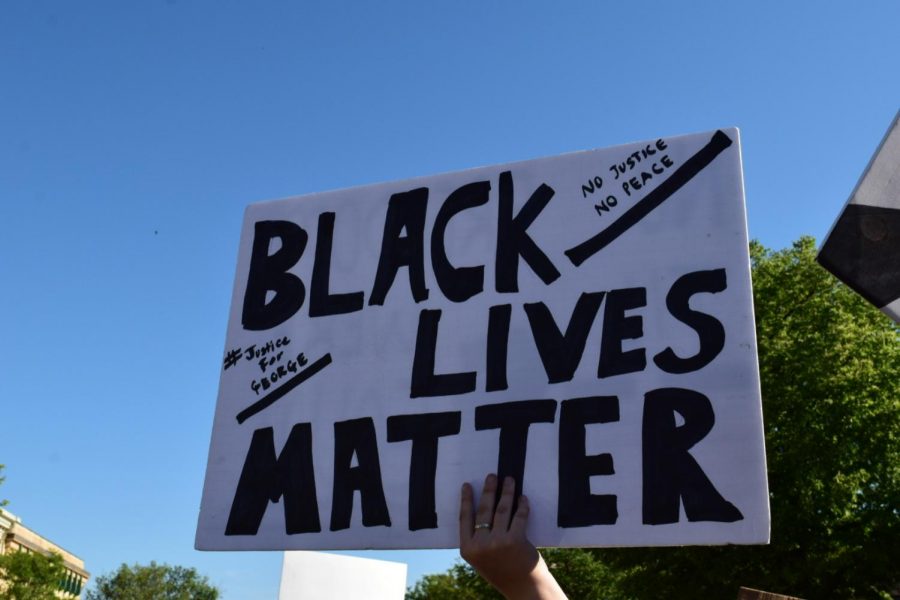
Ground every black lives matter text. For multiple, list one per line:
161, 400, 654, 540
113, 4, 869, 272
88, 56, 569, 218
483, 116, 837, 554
224, 130, 745, 540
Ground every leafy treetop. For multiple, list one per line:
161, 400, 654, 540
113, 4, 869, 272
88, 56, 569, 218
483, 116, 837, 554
85, 562, 219, 600
0, 550, 66, 600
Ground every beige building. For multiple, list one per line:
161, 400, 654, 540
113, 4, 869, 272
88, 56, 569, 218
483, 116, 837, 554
0, 508, 89, 598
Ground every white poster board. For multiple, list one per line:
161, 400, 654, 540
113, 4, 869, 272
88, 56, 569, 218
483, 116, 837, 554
279, 552, 406, 600
196, 128, 770, 551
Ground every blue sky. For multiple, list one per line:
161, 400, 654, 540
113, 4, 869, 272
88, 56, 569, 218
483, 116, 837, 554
1, 1, 898, 598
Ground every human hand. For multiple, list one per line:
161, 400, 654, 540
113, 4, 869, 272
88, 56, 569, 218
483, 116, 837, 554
459, 474, 567, 600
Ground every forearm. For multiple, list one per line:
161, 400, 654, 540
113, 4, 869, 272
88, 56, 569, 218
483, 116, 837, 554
492, 553, 567, 600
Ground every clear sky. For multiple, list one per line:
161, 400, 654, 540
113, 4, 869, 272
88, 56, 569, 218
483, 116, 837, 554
1, 1, 898, 598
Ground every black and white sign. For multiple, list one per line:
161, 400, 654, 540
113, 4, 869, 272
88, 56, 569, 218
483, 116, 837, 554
196, 128, 770, 550
819, 111, 900, 321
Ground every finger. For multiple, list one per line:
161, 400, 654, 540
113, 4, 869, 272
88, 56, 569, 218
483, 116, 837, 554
493, 476, 516, 532
509, 493, 530, 537
459, 482, 474, 545
474, 473, 498, 531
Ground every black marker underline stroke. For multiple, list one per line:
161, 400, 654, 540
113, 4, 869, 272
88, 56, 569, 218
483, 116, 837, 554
235, 353, 333, 424
564, 130, 734, 267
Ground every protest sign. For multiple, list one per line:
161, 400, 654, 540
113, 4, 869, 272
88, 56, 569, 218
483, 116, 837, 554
196, 128, 770, 550
819, 110, 900, 321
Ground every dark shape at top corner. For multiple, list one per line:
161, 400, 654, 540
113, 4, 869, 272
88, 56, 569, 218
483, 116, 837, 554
818, 203, 900, 307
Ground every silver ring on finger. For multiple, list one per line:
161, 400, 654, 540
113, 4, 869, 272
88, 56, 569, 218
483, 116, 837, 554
474, 522, 491, 531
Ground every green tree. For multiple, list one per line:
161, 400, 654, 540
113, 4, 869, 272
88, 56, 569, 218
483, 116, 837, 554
408, 237, 900, 599
85, 562, 219, 600
406, 562, 496, 600
0, 551, 66, 600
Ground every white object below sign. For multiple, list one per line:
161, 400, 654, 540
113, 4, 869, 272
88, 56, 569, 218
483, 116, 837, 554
279, 552, 407, 600
196, 127, 769, 551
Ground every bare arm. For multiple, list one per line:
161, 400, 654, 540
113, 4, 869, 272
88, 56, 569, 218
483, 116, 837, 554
459, 474, 568, 600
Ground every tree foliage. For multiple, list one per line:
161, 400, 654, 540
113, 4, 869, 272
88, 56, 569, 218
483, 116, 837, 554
408, 237, 900, 599
85, 562, 219, 600
0, 551, 66, 600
